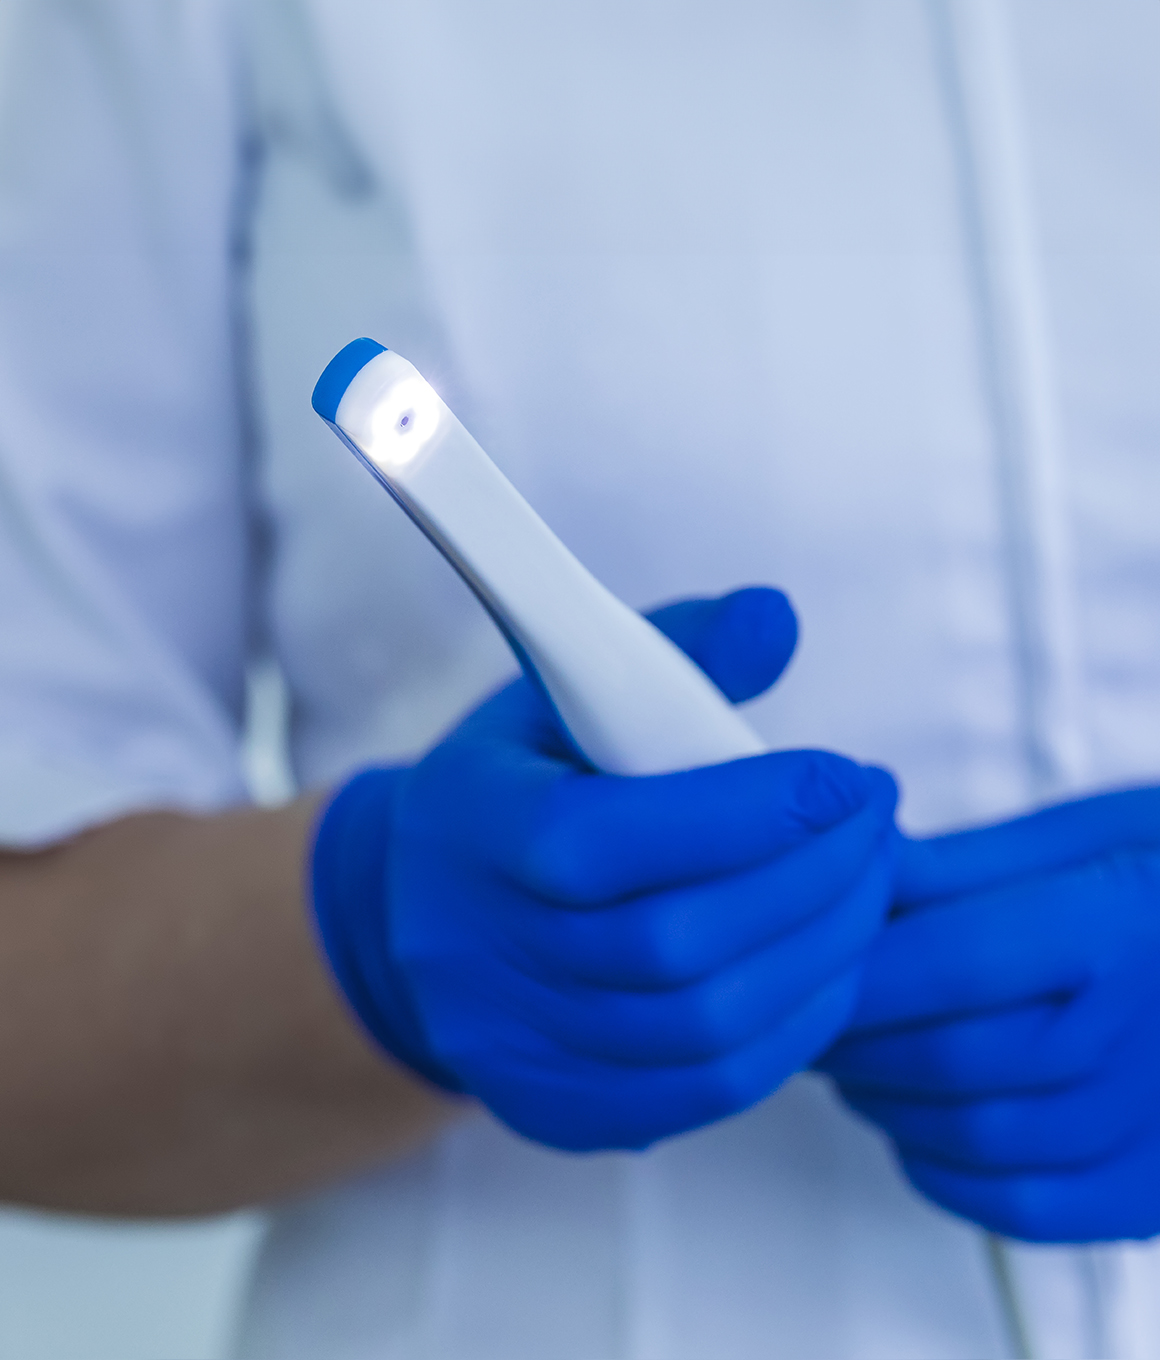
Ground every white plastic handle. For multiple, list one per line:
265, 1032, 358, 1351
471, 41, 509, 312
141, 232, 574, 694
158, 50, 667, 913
315, 343, 767, 776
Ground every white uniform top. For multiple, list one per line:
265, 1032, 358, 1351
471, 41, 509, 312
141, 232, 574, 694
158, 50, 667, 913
1, 2, 1159, 1356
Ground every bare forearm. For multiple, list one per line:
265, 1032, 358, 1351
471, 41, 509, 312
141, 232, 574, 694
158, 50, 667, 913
0, 800, 458, 1216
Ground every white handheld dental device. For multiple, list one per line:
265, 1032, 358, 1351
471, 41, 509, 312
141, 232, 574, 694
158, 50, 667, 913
313, 339, 767, 776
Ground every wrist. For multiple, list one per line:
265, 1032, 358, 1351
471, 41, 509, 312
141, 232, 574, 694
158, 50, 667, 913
309, 766, 462, 1092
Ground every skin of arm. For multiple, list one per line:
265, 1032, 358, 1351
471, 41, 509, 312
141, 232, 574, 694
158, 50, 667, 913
0, 798, 459, 1217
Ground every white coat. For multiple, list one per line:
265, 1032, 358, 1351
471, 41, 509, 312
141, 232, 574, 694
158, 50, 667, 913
1, 2, 1158, 1355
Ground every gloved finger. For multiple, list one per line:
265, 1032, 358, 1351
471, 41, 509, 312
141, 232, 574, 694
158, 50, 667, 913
461, 967, 863, 1151
839, 1024, 1160, 1171
478, 850, 893, 1065
473, 753, 895, 908
646, 587, 798, 702
898, 786, 1160, 908
403, 701, 888, 903
845, 853, 1160, 1034
487, 791, 897, 987
821, 998, 1110, 1097
898, 1126, 1160, 1242
820, 962, 1157, 1097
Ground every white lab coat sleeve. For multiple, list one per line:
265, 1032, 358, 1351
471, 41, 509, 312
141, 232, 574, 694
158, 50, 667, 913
0, 0, 256, 846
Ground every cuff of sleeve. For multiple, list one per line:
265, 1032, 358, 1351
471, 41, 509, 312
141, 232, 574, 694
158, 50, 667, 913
309, 766, 463, 1092
0, 745, 248, 849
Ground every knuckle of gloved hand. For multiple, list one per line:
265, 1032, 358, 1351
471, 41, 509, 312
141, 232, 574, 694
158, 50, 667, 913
692, 1045, 774, 1126
676, 980, 754, 1060
1066, 853, 1160, 983
531, 909, 688, 993
984, 1177, 1064, 1242
904, 1158, 1055, 1242
515, 804, 612, 906
615, 905, 708, 988
944, 1100, 1020, 1165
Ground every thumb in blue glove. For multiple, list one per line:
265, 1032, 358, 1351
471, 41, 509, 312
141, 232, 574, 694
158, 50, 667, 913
312, 587, 899, 1151
820, 787, 1160, 1242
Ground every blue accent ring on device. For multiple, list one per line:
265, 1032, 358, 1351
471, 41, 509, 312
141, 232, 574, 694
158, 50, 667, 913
311, 338, 387, 423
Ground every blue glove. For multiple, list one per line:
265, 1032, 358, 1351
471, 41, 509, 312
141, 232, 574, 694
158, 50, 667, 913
312, 587, 899, 1151
819, 787, 1160, 1242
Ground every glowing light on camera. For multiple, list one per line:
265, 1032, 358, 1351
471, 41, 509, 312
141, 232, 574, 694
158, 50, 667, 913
365, 376, 442, 470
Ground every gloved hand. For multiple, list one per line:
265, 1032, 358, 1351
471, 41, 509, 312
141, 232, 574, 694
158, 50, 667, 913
819, 787, 1160, 1241
312, 587, 899, 1151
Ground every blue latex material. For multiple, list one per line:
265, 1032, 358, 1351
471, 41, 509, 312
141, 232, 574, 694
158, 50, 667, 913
820, 787, 1160, 1242
310, 587, 898, 1151
311, 337, 386, 423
